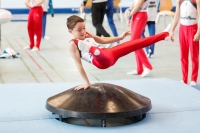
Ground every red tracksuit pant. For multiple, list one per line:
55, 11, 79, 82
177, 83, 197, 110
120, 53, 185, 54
130, 12, 152, 74
179, 24, 199, 83
90, 32, 168, 69
27, 6, 43, 49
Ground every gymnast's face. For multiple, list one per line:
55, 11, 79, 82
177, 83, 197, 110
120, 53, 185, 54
71, 22, 86, 40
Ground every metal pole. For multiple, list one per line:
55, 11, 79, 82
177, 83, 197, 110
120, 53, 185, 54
0, 26, 3, 53
0, 0, 2, 53
59, 115, 63, 122
101, 119, 106, 127
0, 25, 1, 49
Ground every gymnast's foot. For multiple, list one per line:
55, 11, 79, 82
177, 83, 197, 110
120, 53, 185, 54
163, 23, 171, 33
23, 46, 32, 50
31, 47, 39, 52
141, 68, 151, 77
44, 36, 50, 40
127, 70, 138, 75
190, 81, 197, 86
162, 23, 171, 41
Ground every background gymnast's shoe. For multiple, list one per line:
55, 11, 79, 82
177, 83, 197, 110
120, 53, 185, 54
23, 46, 32, 50
127, 70, 138, 75
44, 36, 50, 40
0, 47, 20, 58
31, 47, 39, 52
190, 81, 197, 86
141, 68, 151, 77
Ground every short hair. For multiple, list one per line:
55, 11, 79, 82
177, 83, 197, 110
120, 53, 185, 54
67, 15, 84, 30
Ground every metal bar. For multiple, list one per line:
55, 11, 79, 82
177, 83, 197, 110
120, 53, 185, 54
59, 115, 62, 122
0, 25, 2, 53
101, 119, 106, 127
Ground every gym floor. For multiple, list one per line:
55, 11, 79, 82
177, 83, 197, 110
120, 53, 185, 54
1, 13, 195, 84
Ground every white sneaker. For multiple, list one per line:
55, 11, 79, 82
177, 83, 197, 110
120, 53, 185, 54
141, 68, 151, 77
31, 47, 39, 52
148, 49, 152, 53
190, 81, 197, 86
44, 36, 50, 40
147, 54, 153, 58
180, 80, 184, 83
80, 12, 86, 20
127, 70, 138, 75
23, 46, 31, 50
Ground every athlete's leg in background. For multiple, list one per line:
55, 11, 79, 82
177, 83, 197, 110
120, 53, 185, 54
188, 25, 199, 83
42, 12, 47, 38
27, 8, 35, 48
130, 12, 152, 74
90, 32, 169, 69
33, 7, 43, 49
92, 2, 110, 37
148, 23, 156, 56
179, 24, 189, 83
142, 28, 149, 54
106, 0, 118, 37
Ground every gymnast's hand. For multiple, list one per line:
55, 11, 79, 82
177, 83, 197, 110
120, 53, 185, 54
25, 2, 32, 8
169, 31, 174, 42
193, 32, 200, 42
119, 31, 131, 40
124, 8, 131, 20
74, 83, 90, 91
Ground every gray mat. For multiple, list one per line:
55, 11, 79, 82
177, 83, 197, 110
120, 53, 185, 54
0, 78, 200, 133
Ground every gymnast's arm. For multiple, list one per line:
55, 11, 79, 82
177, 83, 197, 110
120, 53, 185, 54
194, 0, 200, 41
68, 41, 90, 91
129, 3, 134, 10
86, 31, 131, 44
130, 0, 144, 16
169, 0, 180, 42
25, 0, 31, 8
80, 0, 88, 13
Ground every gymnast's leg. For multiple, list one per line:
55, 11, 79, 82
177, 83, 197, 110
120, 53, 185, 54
75, 25, 170, 69
91, 31, 169, 69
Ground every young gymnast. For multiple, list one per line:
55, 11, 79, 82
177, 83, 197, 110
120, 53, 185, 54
169, 0, 200, 86
67, 15, 170, 90
24, 0, 44, 51
125, 0, 153, 77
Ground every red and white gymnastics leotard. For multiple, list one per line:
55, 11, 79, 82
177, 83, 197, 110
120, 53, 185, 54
27, 0, 43, 49
130, 0, 152, 74
73, 32, 168, 69
179, 0, 199, 83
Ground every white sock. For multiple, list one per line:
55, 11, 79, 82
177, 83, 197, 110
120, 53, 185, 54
162, 23, 171, 41
141, 68, 151, 77
163, 23, 171, 33
190, 81, 197, 86
127, 70, 138, 75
